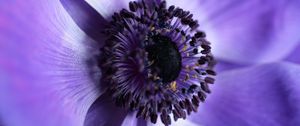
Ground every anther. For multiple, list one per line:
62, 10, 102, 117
198, 56, 207, 65
159, 1, 167, 9
195, 31, 206, 38
201, 49, 210, 54
168, 5, 175, 12
189, 84, 198, 90
198, 91, 207, 101
190, 40, 196, 46
206, 70, 217, 76
120, 9, 135, 18
200, 82, 211, 93
204, 77, 215, 84
201, 44, 211, 50
193, 48, 198, 54
129, 1, 138, 12
150, 113, 158, 123
181, 88, 187, 94
192, 95, 200, 106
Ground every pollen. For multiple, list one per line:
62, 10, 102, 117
170, 81, 177, 92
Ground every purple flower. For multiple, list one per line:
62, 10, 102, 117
1, 0, 300, 126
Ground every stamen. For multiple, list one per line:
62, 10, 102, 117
99, 0, 216, 125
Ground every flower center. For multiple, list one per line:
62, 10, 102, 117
99, 0, 216, 125
146, 35, 182, 83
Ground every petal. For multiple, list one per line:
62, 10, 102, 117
167, 0, 300, 64
84, 94, 127, 126
285, 42, 300, 64
60, 0, 109, 44
215, 59, 249, 72
121, 112, 147, 126
189, 62, 300, 126
121, 113, 138, 126
0, 0, 102, 125
85, 0, 135, 19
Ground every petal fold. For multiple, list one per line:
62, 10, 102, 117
285, 42, 300, 64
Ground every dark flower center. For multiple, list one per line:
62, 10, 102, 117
99, 0, 216, 125
146, 35, 182, 83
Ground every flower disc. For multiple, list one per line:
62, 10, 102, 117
99, 0, 216, 125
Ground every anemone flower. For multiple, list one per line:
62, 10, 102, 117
1, 0, 300, 126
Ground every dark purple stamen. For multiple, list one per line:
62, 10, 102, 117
99, 0, 216, 125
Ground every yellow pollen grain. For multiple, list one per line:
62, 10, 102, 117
182, 45, 188, 51
170, 81, 177, 92
150, 26, 155, 31
185, 65, 194, 71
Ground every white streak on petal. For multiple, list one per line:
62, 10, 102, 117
85, 0, 135, 19
121, 112, 138, 126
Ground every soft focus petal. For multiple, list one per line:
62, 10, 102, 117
84, 94, 127, 126
84, 95, 146, 126
0, 0, 102, 125
60, 0, 108, 44
285, 42, 300, 64
121, 113, 138, 126
85, 98, 147, 126
189, 62, 300, 126
215, 60, 249, 72
85, 0, 135, 19
120, 112, 147, 126
168, 0, 300, 64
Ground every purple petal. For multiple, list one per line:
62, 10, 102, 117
60, 0, 108, 44
121, 113, 138, 126
189, 62, 300, 126
285, 42, 300, 64
215, 59, 249, 72
120, 112, 147, 126
84, 96, 147, 126
0, 0, 102, 125
167, 0, 300, 64
84, 94, 127, 126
